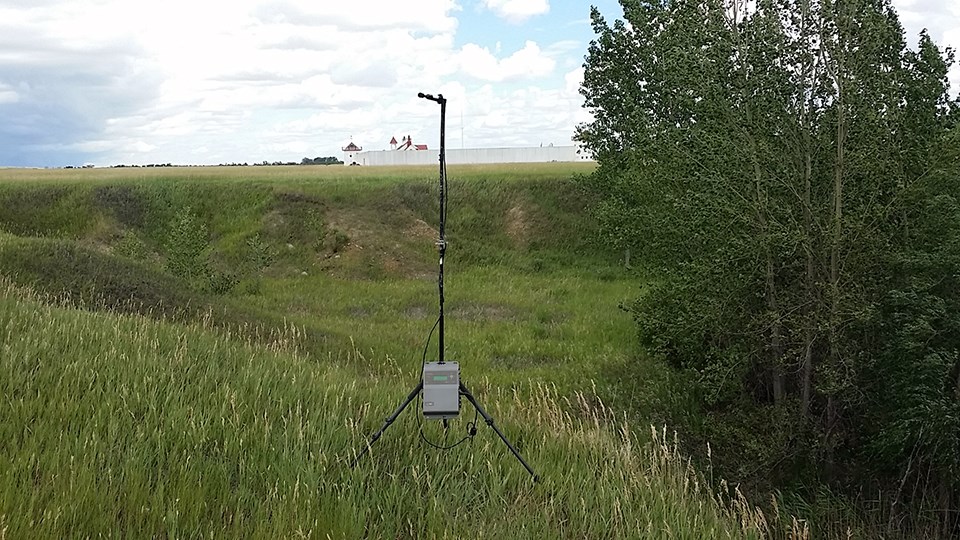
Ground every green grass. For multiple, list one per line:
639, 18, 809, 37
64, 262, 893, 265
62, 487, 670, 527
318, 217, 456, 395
244, 266, 638, 392
0, 164, 799, 537
0, 281, 776, 538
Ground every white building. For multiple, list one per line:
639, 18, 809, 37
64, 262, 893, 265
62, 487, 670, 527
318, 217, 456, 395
343, 136, 592, 166
342, 141, 363, 165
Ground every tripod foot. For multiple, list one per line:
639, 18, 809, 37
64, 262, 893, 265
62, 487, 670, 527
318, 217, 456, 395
460, 381, 538, 482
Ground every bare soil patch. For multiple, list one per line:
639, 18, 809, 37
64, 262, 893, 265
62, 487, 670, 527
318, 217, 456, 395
406, 218, 438, 241
505, 203, 530, 248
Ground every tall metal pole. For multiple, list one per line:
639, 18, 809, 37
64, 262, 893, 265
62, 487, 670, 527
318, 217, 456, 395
419, 92, 447, 365
437, 95, 447, 365
352, 92, 537, 481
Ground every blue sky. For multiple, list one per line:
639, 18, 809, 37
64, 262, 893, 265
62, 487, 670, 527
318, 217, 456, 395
0, 0, 955, 167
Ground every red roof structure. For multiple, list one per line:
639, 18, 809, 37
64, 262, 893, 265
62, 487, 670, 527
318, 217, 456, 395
394, 134, 427, 151
342, 142, 362, 152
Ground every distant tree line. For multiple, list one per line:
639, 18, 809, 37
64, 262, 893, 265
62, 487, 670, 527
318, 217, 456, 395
101, 157, 343, 169
110, 163, 175, 168
300, 156, 343, 165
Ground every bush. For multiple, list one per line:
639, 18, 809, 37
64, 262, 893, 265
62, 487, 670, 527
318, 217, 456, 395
165, 207, 209, 281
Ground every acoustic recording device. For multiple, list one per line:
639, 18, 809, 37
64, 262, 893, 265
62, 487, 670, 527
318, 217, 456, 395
349, 91, 538, 481
422, 361, 460, 419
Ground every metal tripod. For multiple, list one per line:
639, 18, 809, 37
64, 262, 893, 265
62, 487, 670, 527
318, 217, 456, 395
349, 92, 538, 482
349, 380, 538, 480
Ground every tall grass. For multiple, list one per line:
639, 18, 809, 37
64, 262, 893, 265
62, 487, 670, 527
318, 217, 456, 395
0, 281, 792, 538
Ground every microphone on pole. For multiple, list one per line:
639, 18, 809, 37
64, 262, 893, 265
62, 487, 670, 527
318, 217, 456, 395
418, 92, 444, 103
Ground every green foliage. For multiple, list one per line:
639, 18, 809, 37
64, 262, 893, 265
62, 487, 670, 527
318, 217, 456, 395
114, 229, 151, 261
579, 0, 960, 535
300, 156, 342, 165
326, 228, 350, 253
263, 190, 327, 253
853, 136, 960, 532
205, 269, 239, 295
244, 233, 272, 270
165, 206, 209, 281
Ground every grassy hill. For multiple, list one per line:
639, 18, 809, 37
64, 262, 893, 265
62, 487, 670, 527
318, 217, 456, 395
0, 164, 789, 537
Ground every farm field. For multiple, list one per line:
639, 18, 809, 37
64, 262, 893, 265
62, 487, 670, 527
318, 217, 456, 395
0, 164, 785, 537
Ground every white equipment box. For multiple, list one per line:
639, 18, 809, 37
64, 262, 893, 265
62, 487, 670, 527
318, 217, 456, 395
423, 361, 460, 419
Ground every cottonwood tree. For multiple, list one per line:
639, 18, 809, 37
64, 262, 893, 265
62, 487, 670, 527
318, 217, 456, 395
579, 0, 959, 530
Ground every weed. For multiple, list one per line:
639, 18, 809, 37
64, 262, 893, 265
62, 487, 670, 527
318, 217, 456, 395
165, 207, 209, 281
114, 230, 151, 261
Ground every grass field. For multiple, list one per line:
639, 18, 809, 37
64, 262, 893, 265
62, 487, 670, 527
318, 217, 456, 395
0, 164, 797, 538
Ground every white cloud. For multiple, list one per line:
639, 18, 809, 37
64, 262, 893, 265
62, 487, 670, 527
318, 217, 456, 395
564, 67, 584, 95
0, 0, 592, 166
2, 0, 954, 168
893, 0, 960, 95
482, 0, 549, 24
463, 84, 583, 147
251, 0, 459, 33
130, 141, 157, 153
0, 83, 18, 104
458, 41, 555, 82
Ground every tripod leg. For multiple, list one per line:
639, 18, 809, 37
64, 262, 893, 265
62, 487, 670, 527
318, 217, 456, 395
459, 382, 539, 482
350, 381, 423, 468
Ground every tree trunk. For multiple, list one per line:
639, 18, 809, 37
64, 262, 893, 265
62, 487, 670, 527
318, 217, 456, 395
768, 257, 785, 403
802, 148, 814, 415
801, 340, 813, 414
953, 357, 960, 400
825, 394, 837, 481
731, 0, 784, 404
826, 34, 847, 472
831, 113, 845, 334
748, 125, 784, 404
939, 477, 956, 536
800, 0, 816, 419
829, 83, 845, 372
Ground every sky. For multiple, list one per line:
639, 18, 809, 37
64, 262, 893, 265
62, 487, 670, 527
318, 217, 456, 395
0, 0, 957, 167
